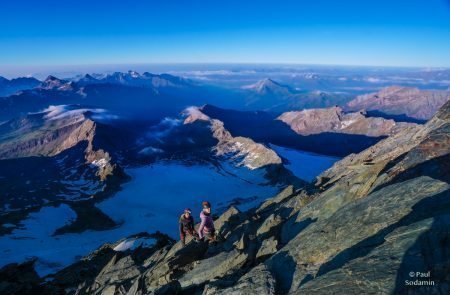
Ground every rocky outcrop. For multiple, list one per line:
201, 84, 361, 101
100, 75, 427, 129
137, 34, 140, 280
0, 260, 50, 295
184, 106, 282, 169
278, 106, 414, 136
346, 86, 450, 121
0, 115, 96, 159
0, 106, 117, 179
0, 106, 128, 234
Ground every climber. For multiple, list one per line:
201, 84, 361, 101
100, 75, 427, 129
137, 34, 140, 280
198, 201, 216, 242
179, 208, 198, 245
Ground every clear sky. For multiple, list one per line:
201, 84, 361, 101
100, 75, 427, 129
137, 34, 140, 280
1, 0, 450, 71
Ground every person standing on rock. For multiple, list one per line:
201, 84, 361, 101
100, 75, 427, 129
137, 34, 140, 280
198, 201, 216, 242
179, 208, 198, 246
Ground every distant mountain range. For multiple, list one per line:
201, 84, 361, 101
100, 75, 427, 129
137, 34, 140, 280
0, 71, 212, 122
0, 76, 41, 97
240, 78, 353, 112
2, 71, 449, 122
75, 71, 193, 90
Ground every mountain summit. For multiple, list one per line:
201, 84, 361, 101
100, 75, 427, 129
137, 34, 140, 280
242, 78, 294, 96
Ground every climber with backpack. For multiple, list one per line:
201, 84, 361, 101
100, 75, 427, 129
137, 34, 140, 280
179, 208, 198, 246
198, 201, 216, 242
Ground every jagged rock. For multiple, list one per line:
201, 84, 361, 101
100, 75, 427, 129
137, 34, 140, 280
183, 106, 282, 169
295, 217, 437, 294
213, 206, 243, 238
256, 213, 283, 238
257, 185, 294, 213
85, 254, 141, 293
0, 260, 55, 295
141, 240, 209, 291
49, 244, 117, 292
97, 284, 117, 295
178, 249, 249, 288
233, 233, 247, 251
46, 232, 174, 294
151, 280, 182, 295
204, 264, 276, 295
256, 237, 278, 260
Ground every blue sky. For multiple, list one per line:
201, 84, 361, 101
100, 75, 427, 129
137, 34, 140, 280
1, 0, 450, 71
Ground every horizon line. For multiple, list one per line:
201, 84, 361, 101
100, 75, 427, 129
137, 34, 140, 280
2, 61, 450, 69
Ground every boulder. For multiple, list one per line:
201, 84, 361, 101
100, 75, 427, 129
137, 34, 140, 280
204, 264, 276, 295
256, 237, 278, 260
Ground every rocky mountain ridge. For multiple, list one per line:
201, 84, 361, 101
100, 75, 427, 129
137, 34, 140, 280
0, 105, 116, 178
346, 86, 450, 121
278, 105, 415, 136
199, 104, 409, 157
183, 106, 282, 170
0, 76, 41, 97
0, 106, 129, 236
4, 99, 449, 294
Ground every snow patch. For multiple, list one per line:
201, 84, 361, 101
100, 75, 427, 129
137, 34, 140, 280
90, 158, 108, 169
183, 106, 211, 123
139, 146, 164, 155
113, 237, 156, 252
340, 119, 357, 129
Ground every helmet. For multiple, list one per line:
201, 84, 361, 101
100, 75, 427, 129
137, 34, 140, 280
184, 208, 192, 214
202, 201, 211, 209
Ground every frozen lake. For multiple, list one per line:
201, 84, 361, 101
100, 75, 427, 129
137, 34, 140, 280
270, 144, 340, 182
0, 161, 281, 276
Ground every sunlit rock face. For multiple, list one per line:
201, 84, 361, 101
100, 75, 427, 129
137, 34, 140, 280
347, 86, 450, 121
278, 106, 415, 136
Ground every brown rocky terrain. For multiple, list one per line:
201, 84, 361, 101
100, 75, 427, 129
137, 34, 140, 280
184, 106, 282, 170
278, 106, 414, 137
4, 99, 448, 294
199, 104, 411, 157
0, 106, 128, 235
346, 86, 450, 121
0, 106, 116, 179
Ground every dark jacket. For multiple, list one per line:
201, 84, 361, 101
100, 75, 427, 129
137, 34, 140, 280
179, 214, 194, 234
